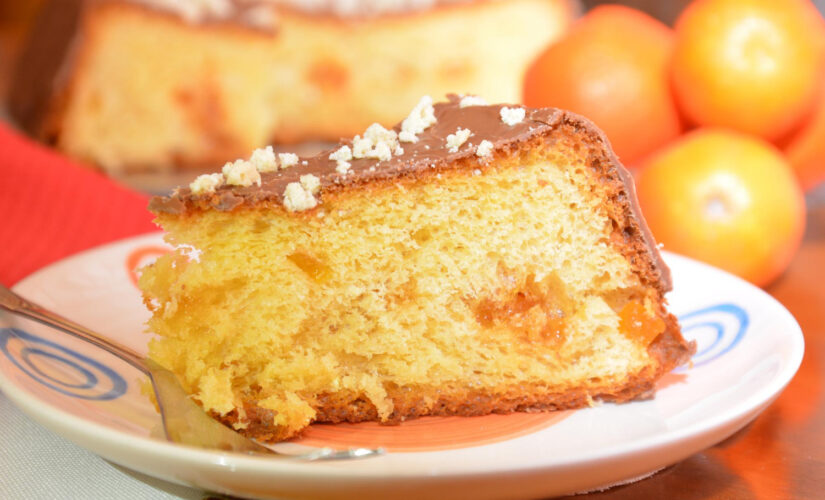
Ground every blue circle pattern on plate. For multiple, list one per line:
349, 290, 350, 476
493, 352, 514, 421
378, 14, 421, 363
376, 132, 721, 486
0, 328, 127, 401
0, 304, 747, 399
677, 303, 749, 369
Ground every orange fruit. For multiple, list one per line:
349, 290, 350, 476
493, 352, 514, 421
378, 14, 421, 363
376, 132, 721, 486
784, 82, 825, 191
523, 5, 682, 165
671, 0, 825, 141
636, 129, 806, 288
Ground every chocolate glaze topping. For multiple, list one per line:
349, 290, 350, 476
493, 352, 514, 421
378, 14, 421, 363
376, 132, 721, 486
149, 95, 672, 292
150, 96, 565, 212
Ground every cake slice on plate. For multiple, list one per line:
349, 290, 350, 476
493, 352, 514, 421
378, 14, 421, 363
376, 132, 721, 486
142, 95, 695, 443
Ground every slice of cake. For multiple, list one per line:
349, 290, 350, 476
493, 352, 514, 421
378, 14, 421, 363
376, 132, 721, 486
9, 0, 573, 173
142, 95, 695, 443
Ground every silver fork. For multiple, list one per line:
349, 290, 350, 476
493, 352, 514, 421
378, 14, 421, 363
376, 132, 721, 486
0, 284, 383, 460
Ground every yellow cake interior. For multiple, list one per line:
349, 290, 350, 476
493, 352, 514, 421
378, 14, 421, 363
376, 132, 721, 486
141, 137, 674, 440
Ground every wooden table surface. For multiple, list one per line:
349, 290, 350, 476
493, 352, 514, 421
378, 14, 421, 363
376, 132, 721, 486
564, 195, 825, 500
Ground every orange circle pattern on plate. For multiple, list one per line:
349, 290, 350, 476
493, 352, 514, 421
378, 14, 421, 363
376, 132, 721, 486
126, 246, 170, 287
292, 412, 572, 452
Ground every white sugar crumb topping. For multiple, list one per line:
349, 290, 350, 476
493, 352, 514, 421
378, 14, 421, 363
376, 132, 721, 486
473, 169, 482, 176
278, 152, 299, 169
351, 136, 371, 158
205, 145, 298, 192
364, 123, 397, 144
146, 1, 472, 27
141, 0, 232, 24
329, 145, 354, 174
277, 0, 469, 17
399, 95, 436, 143
352, 123, 398, 161
283, 182, 317, 212
241, 4, 276, 28
222, 159, 261, 187
373, 142, 393, 161
500, 107, 526, 126
329, 145, 353, 162
189, 173, 223, 194
249, 146, 278, 172
459, 95, 488, 108
446, 128, 472, 153
476, 140, 494, 157
335, 161, 352, 174
398, 131, 416, 144
394, 145, 404, 156
299, 174, 321, 194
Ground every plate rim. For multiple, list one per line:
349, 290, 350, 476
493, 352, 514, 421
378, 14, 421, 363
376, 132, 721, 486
0, 233, 806, 481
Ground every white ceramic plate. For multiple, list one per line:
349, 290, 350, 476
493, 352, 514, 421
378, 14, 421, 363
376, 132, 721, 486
0, 233, 804, 499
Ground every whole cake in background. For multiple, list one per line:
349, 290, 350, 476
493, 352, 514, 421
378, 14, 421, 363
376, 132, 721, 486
8, 0, 574, 173
140, 95, 695, 443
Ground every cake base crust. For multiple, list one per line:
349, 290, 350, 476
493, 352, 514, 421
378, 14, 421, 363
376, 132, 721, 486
216, 316, 694, 443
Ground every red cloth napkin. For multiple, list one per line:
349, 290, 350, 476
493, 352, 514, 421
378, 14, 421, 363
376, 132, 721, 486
0, 124, 157, 285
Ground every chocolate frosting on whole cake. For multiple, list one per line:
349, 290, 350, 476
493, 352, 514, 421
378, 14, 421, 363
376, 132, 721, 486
149, 95, 673, 292
13, 0, 474, 138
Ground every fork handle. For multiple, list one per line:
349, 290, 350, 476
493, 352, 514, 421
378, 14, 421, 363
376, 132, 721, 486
0, 284, 148, 374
